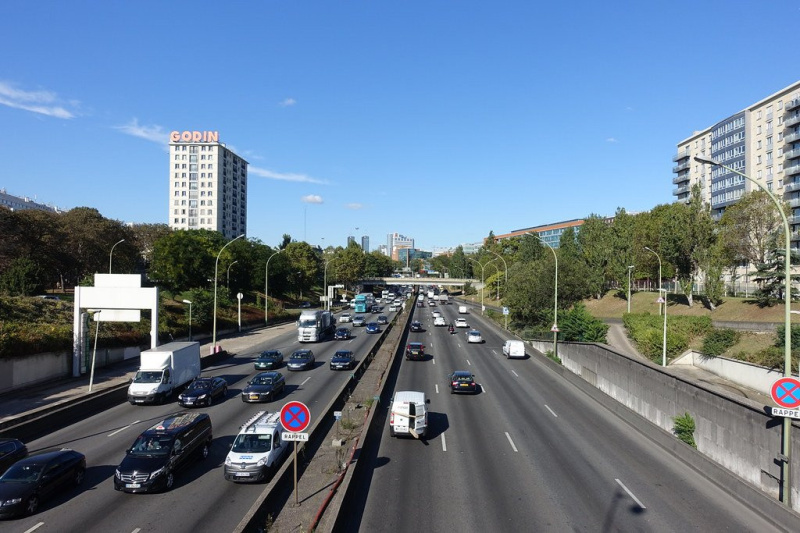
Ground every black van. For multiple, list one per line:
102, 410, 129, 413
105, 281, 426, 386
114, 412, 212, 493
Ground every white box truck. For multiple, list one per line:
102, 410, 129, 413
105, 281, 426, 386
128, 341, 201, 405
297, 309, 335, 342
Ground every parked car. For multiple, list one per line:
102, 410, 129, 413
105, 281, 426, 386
405, 342, 425, 361
410, 321, 424, 332
448, 371, 477, 394
366, 322, 381, 334
330, 350, 356, 370
467, 330, 483, 344
377, 315, 389, 325
352, 316, 366, 327
254, 350, 284, 370
0, 439, 28, 476
0, 448, 86, 518
455, 318, 469, 328
335, 327, 352, 340
178, 377, 228, 407
241, 371, 286, 402
287, 350, 316, 371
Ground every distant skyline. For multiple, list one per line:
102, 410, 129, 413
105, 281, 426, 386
2, 1, 798, 251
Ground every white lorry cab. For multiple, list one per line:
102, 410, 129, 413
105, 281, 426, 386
502, 340, 526, 359
224, 411, 289, 482
389, 391, 429, 439
127, 342, 201, 405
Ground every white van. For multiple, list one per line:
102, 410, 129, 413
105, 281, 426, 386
224, 411, 289, 482
458, 305, 468, 314
503, 340, 526, 359
389, 391, 429, 438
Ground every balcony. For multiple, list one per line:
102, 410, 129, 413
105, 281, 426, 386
672, 161, 691, 173
785, 131, 800, 144
783, 180, 800, 193
789, 197, 800, 208
673, 185, 690, 196
786, 114, 800, 128
787, 97, 800, 112
785, 148, 800, 161
789, 214, 800, 225
672, 174, 690, 185
672, 149, 691, 162
785, 162, 800, 176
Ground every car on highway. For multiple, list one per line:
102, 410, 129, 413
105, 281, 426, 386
0, 448, 86, 518
377, 315, 389, 325
428, 300, 436, 307
371, 305, 381, 314
352, 316, 366, 327
432, 310, 442, 318
0, 439, 28, 476
299, 301, 312, 308
448, 371, 477, 394
410, 321, 424, 332
287, 350, 316, 371
434, 316, 447, 327
365, 322, 381, 334
335, 327, 352, 340
241, 371, 286, 402
330, 350, 356, 370
389, 303, 399, 312
467, 330, 483, 344
338, 313, 352, 323
405, 342, 425, 361
178, 377, 228, 407
254, 350, 284, 370
455, 318, 469, 328
416, 301, 424, 308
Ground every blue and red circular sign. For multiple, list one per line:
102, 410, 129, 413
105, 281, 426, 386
280, 401, 311, 432
771, 377, 800, 409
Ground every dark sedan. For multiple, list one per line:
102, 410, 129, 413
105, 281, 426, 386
287, 350, 316, 371
335, 327, 352, 340
254, 350, 284, 370
377, 315, 389, 325
448, 371, 478, 394
406, 342, 425, 361
178, 377, 228, 407
365, 322, 380, 334
0, 449, 86, 518
0, 439, 28, 476
241, 371, 286, 402
409, 321, 424, 332
330, 350, 356, 370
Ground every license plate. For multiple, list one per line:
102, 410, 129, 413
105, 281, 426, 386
249, 395, 259, 400
460, 384, 470, 387
235, 472, 251, 477
125, 483, 141, 488
135, 400, 145, 403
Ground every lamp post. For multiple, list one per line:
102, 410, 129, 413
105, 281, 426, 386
109, 239, 125, 274
490, 250, 508, 298
695, 155, 793, 506
182, 299, 192, 341
88, 310, 101, 393
525, 233, 559, 357
467, 257, 496, 315
213, 234, 245, 352
265, 249, 283, 325
627, 265, 635, 314
324, 258, 336, 311
226, 260, 239, 288
644, 246, 667, 368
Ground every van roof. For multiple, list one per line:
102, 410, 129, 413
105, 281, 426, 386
393, 390, 426, 403
239, 411, 282, 434
146, 412, 208, 434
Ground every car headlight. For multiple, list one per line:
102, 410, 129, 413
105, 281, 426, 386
115, 469, 121, 479
256, 456, 268, 466
198, 394, 208, 400
224, 457, 232, 466
149, 387, 160, 395
4, 497, 23, 505
150, 466, 165, 479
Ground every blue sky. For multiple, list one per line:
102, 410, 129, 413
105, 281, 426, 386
1, 1, 798, 252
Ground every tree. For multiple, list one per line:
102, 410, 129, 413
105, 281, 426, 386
364, 250, 394, 277
335, 242, 366, 290
0, 256, 45, 296
576, 214, 610, 299
450, 246, 468, 278
607, 208, 637, 300
284, 241, 321, 299
149, 230, 225, 292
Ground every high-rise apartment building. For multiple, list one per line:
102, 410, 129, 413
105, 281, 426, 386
673, 81, 800, 249
168, 130, 248, 240
387, 233, 414, 261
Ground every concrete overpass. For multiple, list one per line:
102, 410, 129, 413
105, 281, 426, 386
360, 277, 484, 289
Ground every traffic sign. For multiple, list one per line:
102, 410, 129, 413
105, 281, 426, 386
502, 307, 509, 316
280, 401, 311, 432
551, 324, 560, 333
771, 377, 800, 409
282, 432, 309, 442
334, 411, 342, 420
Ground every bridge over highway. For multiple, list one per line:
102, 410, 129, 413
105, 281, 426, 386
360, 276, 483, 288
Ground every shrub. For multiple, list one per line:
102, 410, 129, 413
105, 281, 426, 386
672, 412, 697, 448
559, 303, 608, 343
701, 328, 740, 357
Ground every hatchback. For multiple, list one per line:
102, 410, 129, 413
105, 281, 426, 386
405, 342, 425, 361
410, 321, 424, 332
467, 330, 483, 344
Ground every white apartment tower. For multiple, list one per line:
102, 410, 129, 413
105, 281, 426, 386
673, 81, 800, 249
387, 232, 414, 261
168, 130, 248, 240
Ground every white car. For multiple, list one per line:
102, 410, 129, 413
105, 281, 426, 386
434, 316, 447, 327
432, 311, 442, 318
467, 330, 483, 344
389, 303, 399, 312
455, 318, 469, 328
339, 313, 352, 323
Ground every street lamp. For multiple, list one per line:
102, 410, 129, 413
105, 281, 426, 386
182, 299, 193, 341
525, 233, 559, 357
490, 250, 508, 298
467, 257, 496, 315
324, 258, 336, 311
213, 234, 245, 352
265, 249, 283, 326
109, 239, 125, 274
644, 246, 667, 368
226, 260, 239, 288
696, 155, 793, 506
627, 265, 635, 314
88, 310, 101, 393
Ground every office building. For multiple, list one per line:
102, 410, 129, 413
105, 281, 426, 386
387, 233, 414, 261
673, 81, 800, 248
168, 130, 248, 240
361, 235, 370, 253
0, 189, 64, 213
495, 219, 585, 249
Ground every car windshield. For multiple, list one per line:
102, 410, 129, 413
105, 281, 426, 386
1, 462, 44, 482
254, 376, 274, 385
189, 380, 211, 390
298, 318, 317, 327
291, 353, 309, 359
454, 374, 473, 382
133, 370, 163, 384
260, 352, 279, 359
231, 433, 271, 453
334, 352, 351, 358
129, 436, 172, 457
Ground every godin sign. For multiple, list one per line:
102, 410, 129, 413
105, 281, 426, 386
170, 130, 219, 143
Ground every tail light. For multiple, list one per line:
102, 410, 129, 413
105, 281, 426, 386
390, 412, 394, 424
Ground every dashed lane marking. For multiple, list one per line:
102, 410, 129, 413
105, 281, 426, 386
505, 432, 518, 452
441, 433, 447, 452
615, 479, 646, 509
545, 405, 558, 418
108, 420, 140, 437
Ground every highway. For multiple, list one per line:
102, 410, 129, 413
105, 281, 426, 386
340, 298, 784, 532
5, 306, 399, 533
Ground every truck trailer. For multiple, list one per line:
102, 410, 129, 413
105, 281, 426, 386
128, 341, 201, 405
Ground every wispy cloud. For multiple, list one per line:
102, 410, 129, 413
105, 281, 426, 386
346, 203, 364, 210
114, 119, 170, 145
606, 137, 619, 143
0, 81, 77, 119
250, 166, 328, 184
279, 98, 296, 107
302, 195, 323, 204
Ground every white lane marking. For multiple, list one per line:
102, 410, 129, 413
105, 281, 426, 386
615, 479, 646, 509
466, 359, 471, 366
108, 420, 140, 437
480, 383, 486, 393
23, 523, 45, 533
441, 433, 447, 452
511, 370, 519, 377
505, 432, 518, 452
545, 405, 558, 418
435, 384, 439, 394
132, 529, 142, 533
300, 377, 311, 386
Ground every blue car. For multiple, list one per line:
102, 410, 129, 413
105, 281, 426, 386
365, 322, 380, 334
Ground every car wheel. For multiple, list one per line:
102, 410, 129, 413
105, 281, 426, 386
222, 386, 228, 397
26, 494, 39, 515
164, 471, 174, 491
207, 395, 213, 406
73, 467, 86, 486
200, 442, 210, 460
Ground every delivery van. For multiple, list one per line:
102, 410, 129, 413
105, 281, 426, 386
502, 340, 526, 359
389, 391, 429, 439
458, 305, 468, 314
